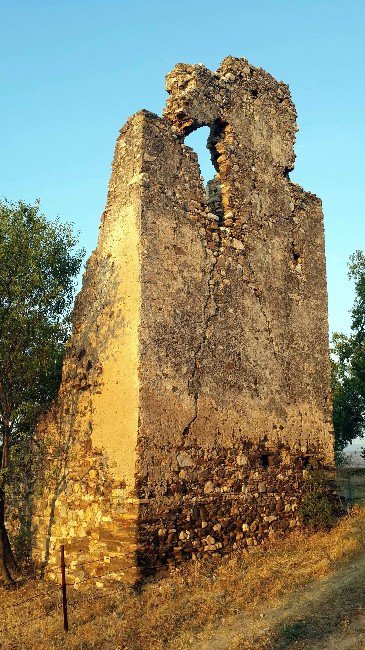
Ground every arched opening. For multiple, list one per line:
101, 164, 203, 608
184, 126, 216, 186
184, 125, 224, 223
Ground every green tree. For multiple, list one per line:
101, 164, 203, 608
0, 199, 84, 583
332, 251, 365, 457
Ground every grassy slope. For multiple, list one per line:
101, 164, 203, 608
2, 507, 365, 649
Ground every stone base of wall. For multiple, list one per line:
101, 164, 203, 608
137, 442, 336, 576
32, 482, 140, 587
29, 441, 338, 586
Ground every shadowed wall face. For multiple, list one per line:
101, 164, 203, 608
32, 57, 333, 584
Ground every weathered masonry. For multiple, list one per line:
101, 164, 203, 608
33, 57, 334, 585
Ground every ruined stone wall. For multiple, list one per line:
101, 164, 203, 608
32, 57, 334, 584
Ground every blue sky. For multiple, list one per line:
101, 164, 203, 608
1, 0, 364, 337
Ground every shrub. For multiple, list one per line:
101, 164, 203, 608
298, 473, 336, 530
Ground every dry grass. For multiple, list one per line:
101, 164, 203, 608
2, 507, 365, 649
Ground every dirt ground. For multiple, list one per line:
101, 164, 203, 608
2, 506, 365, 649
196, 554, 365, 649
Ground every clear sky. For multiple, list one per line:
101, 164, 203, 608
1, 0, 364, 337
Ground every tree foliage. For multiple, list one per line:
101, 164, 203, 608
332, 251, 365, 454
0, 198, 84, 582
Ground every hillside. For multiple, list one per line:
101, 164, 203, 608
2, 506, 365, 649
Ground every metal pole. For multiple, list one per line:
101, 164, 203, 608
60, 544, 69, 632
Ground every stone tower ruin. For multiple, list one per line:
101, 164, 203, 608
33, 57, 334, 585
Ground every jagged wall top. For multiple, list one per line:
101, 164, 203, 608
163, 56, 297, 175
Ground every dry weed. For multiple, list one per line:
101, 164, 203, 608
1, 506, 365, 649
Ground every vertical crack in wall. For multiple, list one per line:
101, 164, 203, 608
181, 235, 222, 441
178, 121, 229, 443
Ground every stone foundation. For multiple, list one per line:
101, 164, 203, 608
137, 443, 329, 576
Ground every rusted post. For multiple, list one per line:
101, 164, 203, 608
60, 544, 69, 632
